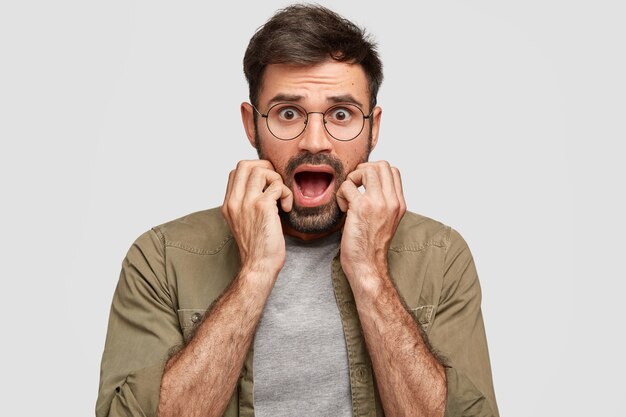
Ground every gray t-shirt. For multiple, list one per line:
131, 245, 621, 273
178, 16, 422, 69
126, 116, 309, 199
253, 232, 352, 416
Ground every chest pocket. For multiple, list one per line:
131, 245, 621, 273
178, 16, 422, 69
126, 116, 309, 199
177, 309, 208, 342
410, 305, 435, 331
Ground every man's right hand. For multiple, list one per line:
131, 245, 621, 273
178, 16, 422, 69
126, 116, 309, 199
159, 160, 292, 417
221, 160, 293, 278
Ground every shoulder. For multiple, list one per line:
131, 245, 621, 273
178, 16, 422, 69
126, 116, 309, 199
390, 211, 452, 252
391, 210, 466, 253
150, 207, 233, 255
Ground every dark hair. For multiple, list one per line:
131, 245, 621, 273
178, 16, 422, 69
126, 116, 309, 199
243, 4, 383, 111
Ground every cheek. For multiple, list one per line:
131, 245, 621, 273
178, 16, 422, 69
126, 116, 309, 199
338, 143, 370, 172
258, 141, 296, 175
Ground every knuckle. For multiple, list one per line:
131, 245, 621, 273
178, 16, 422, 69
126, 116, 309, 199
364, 198, 380, 211
253, 198, 268, 211
250, 165, 264, 176
236, 159, 258, 171
265, 179, 277, 190
338, 181, 353, 194
226, 200, 237, 213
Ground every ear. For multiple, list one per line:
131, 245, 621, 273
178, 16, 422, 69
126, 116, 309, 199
369, 106, 382, 151
240, 102, 257, 149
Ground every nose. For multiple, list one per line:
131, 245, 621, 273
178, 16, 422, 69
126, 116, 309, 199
297, 112, 333, 154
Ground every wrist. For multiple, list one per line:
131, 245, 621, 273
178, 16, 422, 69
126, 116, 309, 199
352, 274, 400, 323
341, 256, 388, 284
344, 266, 391, 301
237, 263, 281, 295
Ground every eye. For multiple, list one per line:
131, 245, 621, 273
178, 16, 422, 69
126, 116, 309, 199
327, 106, 354, 122
276, 106, 304, 121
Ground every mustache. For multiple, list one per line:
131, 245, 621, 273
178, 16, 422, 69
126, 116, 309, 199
284, 153, 345, 182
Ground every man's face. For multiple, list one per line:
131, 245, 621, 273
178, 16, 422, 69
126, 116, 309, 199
241, 61, 381, 237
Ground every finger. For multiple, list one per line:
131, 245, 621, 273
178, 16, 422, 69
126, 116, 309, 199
279, 184, 293, 212
223, 169, 236, 204
391, 167, 407, 212
246, 166, 283, 194
375, 161, 397, 199
222, 169, 237, 220
230, 160, 274, 200
356, 161, 400, 203
336, 179, 361, 212
263, 179, 292, 207
347, 165, 382, 194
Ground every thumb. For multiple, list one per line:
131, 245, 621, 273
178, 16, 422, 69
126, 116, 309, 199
336, 180, 359, 212
264, 179, 292, 210
279, 184, 293, 212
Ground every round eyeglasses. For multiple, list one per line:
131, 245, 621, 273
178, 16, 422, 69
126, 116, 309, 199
252, 102, 373, 141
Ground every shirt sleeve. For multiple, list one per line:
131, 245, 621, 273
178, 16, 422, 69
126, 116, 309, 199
96, 229, 184, 417
428, 228, 499, 417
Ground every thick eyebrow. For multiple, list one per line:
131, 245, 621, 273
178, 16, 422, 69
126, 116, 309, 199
327, 94, 363, 108
267, 94, 304, 105
266, 93, 365, 109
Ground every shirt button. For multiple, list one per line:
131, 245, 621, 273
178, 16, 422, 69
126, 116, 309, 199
191, 312, 202, 324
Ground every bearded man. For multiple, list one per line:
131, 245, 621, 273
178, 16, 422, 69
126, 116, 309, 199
97, 5, 498, 417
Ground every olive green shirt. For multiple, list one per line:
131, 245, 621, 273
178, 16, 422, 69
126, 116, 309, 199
97, 208, 499, 417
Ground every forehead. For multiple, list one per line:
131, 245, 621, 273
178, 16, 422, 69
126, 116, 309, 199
258, 61, 370, 107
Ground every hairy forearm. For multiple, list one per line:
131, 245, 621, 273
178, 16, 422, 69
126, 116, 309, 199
354, 274, 447, 417
158, 269, 274, 417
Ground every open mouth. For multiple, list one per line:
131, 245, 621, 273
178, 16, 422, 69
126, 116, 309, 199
292, 165, 335, 207
295, 171, 333, 197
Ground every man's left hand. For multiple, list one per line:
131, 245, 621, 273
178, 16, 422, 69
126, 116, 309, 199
336, 161, 406, 293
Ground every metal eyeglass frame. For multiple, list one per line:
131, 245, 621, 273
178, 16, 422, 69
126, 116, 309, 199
251, 102, 373, 141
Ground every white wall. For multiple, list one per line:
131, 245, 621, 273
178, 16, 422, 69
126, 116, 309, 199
1, 1, 623, 415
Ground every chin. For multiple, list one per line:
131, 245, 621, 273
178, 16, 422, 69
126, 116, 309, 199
279, 201, 344, 234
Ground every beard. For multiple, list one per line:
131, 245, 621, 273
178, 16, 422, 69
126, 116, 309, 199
255, 130, 371, 235
279, 152, 346, 234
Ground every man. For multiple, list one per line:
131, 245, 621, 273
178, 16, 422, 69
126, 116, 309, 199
97, 5, 498, 417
